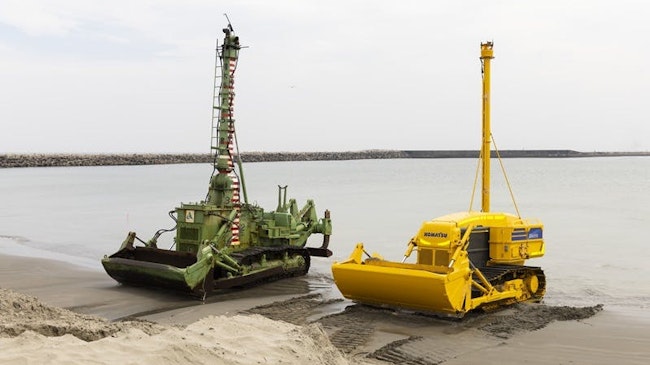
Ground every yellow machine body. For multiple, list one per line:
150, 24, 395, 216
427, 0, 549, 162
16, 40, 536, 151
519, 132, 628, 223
331, 212, 545, 316
332, 42, 547, 316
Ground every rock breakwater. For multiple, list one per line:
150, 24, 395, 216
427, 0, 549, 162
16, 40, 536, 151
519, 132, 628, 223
0, 151, 405, 168
1, 150, 647, 168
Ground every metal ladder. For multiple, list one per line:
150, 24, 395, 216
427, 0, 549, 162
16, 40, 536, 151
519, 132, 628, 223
210, 38, 223, 157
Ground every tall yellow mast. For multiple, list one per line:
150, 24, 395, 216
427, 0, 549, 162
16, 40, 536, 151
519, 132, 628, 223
480, 42, 494, 212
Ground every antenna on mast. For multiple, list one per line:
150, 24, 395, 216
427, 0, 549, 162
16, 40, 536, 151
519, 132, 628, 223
224, 13, 234, 32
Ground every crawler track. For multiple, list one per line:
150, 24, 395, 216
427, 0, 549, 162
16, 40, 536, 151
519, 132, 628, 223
210, 245, 311, 290
472, 265, 546, 310
104, 245, 312, 297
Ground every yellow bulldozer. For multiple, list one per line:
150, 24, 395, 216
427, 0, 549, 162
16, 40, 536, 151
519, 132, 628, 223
331, 42, 546, 317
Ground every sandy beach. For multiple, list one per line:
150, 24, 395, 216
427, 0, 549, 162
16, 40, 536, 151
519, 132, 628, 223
1, 252, 648, 365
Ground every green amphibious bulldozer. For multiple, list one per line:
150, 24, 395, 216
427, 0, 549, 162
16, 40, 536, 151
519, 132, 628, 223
102, 24, 332, 298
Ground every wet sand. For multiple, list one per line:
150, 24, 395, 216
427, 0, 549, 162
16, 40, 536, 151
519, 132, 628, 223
1, 253, 649, 365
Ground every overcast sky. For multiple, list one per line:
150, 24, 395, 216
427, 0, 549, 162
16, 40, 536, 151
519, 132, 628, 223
1, 0, 648, 153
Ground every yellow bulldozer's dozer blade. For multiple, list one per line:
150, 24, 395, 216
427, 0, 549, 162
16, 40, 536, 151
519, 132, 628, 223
331, 245, 473, 316
332, 264, 469, 316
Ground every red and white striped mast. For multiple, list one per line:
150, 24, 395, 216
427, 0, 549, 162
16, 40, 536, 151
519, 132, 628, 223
207, 22, 245, 246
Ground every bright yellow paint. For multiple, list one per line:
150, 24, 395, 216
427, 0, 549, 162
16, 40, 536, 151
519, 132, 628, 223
481, 41, 494, 213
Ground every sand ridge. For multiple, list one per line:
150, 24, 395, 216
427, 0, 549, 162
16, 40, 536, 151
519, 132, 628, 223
0, 288, 166, 341
0, 288, 353, 365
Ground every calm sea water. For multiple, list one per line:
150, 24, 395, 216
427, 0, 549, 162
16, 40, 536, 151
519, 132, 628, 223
1, 157, 649, 312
